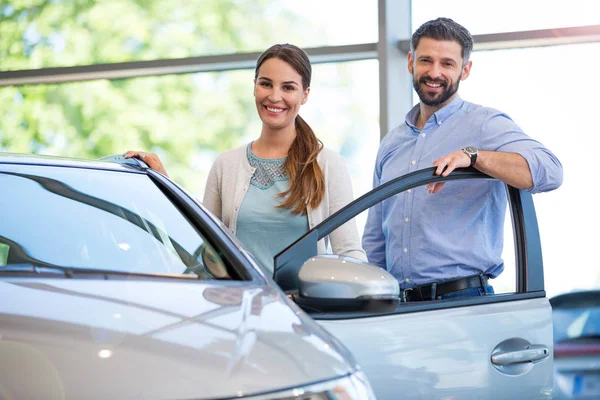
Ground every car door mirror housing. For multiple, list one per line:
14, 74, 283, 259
298, 255, 399, 300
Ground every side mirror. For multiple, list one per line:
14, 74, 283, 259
298, 255, 399, 300
186, 244, 230, 279
201, 245, 229, 279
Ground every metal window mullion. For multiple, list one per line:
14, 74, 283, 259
398, 24, 600, 53
0, 43, 378, 87
378, 0, 412, 139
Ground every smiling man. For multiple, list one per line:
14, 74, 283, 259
362, 17, 563, 301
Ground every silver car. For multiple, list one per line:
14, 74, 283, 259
0, 154, 374, 399
0, 153, 554, 399
551, 290, 600, 399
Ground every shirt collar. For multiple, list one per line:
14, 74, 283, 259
405, 95, 464, 131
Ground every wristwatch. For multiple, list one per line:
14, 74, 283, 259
462, 146, 478, 167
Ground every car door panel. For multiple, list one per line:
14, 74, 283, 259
317, 297, 553, 400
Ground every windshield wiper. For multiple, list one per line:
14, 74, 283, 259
0, 264, 199, 280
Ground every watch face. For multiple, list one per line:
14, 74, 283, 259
464, 146, 478, 154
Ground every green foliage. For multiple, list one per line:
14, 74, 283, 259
0, 0, 328, 194
1, 0, 305, 68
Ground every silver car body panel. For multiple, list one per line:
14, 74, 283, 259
0, 278, 354, 399
317, 297, 554, 400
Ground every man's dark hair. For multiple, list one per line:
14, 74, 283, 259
411, 17, 473, 64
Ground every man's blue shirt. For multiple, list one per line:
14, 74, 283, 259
362, 96, 563, 288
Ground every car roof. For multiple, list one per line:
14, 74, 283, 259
550, 289, 600, 309
0, 152, 148, 173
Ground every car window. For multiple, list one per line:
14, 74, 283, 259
336, 188, 517, 296
274, 167, 544, 314
0, 164, 239, 280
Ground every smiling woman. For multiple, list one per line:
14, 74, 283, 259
124, 44, 367, 273
250, 46, 321, 214
199, 44, 367, 274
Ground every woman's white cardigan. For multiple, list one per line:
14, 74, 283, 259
202, 144, 366, 260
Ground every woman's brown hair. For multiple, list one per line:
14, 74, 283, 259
255, 44, 325, 215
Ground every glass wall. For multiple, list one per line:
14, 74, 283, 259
0, 0, 377, 71
408, 5, 600, 296
3, 0, 600, 298
412, 1, 600, 296
461, 43, 600, 297
1, 0, 379, 201
0, 60, 379, 201
412, 0, 600, 35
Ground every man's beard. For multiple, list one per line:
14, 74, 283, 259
413, 74, 461, 106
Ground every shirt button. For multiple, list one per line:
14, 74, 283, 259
407, 189, 412, 193
403, 248, 408, 253
437, 120, 442, 125
404, 217, 409, 222
405, 278, 410, 283
421, 133, 426, 138
411, 160, 416, 165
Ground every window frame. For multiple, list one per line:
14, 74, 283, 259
274, 166, 547, 319
147, 168, 267, 283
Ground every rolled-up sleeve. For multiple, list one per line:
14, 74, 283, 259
481, 112, 563, 193
512, 147, 563, 193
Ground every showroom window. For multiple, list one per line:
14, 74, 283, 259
461, 43, 600, 297
412, 0, 599, 35
0, 58, 379, 201
0, 0, 377, 71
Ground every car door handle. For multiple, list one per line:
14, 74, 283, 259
491, 344, 550, 366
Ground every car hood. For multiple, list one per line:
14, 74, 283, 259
0, 279, 354, 399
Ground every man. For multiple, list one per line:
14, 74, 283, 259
362, 17, 563, 301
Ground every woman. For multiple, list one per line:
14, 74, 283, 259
125, 43, 365, 273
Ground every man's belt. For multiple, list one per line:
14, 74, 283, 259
402, 274, 489, 302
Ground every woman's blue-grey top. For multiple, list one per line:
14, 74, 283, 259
202, 142, 367, 277
236, 144, 308, 273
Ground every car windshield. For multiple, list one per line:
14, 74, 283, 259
553, 305, 600, 343
0, 164, 234, 280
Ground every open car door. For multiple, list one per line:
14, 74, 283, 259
275, 167, 553, 400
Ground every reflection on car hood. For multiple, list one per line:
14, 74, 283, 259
0, 279, 353, 399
